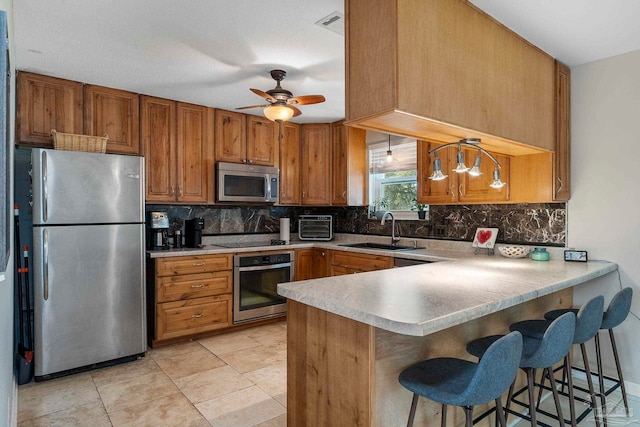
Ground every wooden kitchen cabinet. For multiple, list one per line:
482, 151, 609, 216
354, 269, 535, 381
553, 61, 571, 201
215, 110, 277, 166
279, 122, 301, 205
295, 248, 329, 280
16, 71, 84, 147
301, 123, 331, 205
331, 121, 367, 206
329, 251, 393, 276
417, 140, 510, 204
149, 254, 233, 346
345, 0, 555, 155
84, 84, 140, 154
142, 96, 214, 203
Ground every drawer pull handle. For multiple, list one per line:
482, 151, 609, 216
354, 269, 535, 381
191, 313, 204, 318
192, 262, 205, 267
191, 284, 207, 288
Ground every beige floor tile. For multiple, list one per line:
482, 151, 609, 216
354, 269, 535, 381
198, 331, 262, 356
17, 400, 109, 427
274, 393, 287, 408
91, 356, 161, 388
147, 341, 204, 361
97, 371, 180, 413
244, 361, 287, 397
174, 365, 253, 404
217, 344, 286, 374
244, 322, 287, 347
254, 413, 287, 427
155, 346, 227, 380
109, 392, 209, 427
195, 385, 286, 427
18, 373, 100, 422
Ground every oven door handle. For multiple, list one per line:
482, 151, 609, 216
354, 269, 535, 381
237, 262, 292, 272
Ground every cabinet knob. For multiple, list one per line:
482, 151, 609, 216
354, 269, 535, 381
192, 262, 205, 267
191, 284, 207, 288
191, 313, 204, 319
170, 186, 175, 196
556, 178, 564, 192
248, 159, 253, 164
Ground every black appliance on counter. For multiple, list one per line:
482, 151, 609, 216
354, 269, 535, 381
185, 217, 204, 248
148, 211, 169, 250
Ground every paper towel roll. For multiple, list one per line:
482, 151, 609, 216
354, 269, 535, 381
280, 218, 290, 243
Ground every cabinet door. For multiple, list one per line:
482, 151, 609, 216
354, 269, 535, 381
279, 122, 301, 205
314, 249, 329, 278
331, 121, 348, 205
417, 140, 457, 204
301, 124, 331, 205
156, 295, 232, 341
554, 61, 571, 201
247, 115, 276, 166
294, 249, 315, 281
214, 109, 246, 163
141, 96, 176, 203
458, 149, 510, 203
84, 85, 140, 154
176, 103, 214, 203
16, 72, 83, 146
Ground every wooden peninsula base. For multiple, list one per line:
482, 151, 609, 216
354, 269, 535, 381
287, 288, 572, 427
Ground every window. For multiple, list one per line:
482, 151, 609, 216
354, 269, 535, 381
368, 133, 425, 220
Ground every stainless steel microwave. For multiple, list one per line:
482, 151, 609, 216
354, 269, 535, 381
216, 162, 279, 203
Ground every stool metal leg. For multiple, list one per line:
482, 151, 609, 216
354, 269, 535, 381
495, 398, 507, 427
565, 354, 578, 427
464, 406, 473, 427
595, 333, 608, 427
610, 329, 630, 416
407, 393, 419, 427
581, 343, 602, 427
441, 404, 447, 427
526, 368, 537, 427
547, 366, 566, 427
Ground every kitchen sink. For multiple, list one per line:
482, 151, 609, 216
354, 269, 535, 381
339, 242, 416, 251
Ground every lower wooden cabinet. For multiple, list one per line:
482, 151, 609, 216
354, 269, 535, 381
149, 254, 233, 346
329, 251, 393, 275
295, 248, 329, 280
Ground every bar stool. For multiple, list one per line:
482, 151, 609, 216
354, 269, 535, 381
467, 312, 576, 427
517, 295, 604, 427
597, 287, 633, 415
398, 331, 523, 427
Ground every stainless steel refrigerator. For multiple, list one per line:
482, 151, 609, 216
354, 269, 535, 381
30, 148, 146, 380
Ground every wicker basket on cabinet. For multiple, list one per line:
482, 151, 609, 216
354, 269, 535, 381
51, 129, 108, 153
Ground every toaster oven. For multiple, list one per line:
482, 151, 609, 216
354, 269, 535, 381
298, 215, 333, 241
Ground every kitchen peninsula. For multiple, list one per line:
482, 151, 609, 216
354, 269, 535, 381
277, 255, 617, 426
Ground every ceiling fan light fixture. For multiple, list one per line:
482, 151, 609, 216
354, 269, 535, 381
264, 105, 294, 122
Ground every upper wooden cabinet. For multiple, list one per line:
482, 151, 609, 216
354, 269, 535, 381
142, 96, 214, 204
214, 110, 276, 166
301, 123, 331, 205
553, 61, 571, 201
84, 85, 140, 154
279, 122, 301, 205
331, 121, 367, 206
417, 140, 510, 204
345, 0, 555, 155
16, 72, 83, 147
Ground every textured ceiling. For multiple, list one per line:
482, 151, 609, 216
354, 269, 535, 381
13, 1, 640, 124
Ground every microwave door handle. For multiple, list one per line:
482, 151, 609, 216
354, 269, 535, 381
265, 176, 271, 200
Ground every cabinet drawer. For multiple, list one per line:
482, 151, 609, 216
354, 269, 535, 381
156, 271, 232, 303
331, 251, 393, 272
156, 295, 232, 341
329, 265, 362, 276
156, 254, 233, 276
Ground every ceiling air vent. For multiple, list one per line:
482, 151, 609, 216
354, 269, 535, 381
315, 11, 344, 36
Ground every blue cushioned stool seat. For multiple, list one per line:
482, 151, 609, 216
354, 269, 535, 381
399, 331, 523, 427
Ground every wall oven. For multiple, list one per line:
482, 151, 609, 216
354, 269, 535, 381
216, 162, 279, 203
233, 252, 294, 323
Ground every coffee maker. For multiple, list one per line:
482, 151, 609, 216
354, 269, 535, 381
185, 217, 204, 248
147, 211, 169, 250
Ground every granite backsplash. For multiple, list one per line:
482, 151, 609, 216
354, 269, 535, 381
146, 203, 566, 246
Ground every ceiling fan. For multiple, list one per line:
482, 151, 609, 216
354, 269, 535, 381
236, 69, 326, 122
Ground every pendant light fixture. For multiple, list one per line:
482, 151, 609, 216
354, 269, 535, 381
385, 134, 394, 163
428, 138, 505, 189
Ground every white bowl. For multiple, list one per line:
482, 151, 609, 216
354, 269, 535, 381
498, 246, 531, 258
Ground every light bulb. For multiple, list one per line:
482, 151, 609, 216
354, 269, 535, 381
264, 105, 294, 122
453, 147, 469, 173
429, 156, 448, 181
489, 168, 505, 189
468, 152, 483, 176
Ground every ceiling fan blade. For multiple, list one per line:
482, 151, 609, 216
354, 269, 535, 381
287, 94, 326, 106
289, 105, 302, 117
250, 88, 276, 102
236, 103, 270, 110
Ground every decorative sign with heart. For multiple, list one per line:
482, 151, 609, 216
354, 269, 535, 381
472, 227, 499, 248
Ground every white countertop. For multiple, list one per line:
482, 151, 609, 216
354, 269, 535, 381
277, 256, 617, 337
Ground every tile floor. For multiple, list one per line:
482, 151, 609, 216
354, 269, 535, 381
17, 321, 640, 426
17, 321, 288, 427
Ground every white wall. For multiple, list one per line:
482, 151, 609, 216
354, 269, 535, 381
0, 0, 15, 425
570, 49, 640, 394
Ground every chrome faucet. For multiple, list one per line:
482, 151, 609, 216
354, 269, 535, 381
381, 212, 401, 245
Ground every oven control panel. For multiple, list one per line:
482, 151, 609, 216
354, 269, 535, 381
236, 253, 292, 267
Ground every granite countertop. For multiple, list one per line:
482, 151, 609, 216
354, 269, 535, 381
277, 256, 617, 337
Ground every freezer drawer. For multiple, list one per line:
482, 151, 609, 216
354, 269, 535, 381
32, 224, 146, 377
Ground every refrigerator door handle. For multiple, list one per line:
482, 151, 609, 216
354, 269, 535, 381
43, 228, 49, 300
42, 151, 48, 223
